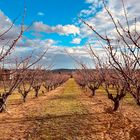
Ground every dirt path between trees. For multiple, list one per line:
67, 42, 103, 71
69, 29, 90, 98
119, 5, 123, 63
0, 78, 140, 140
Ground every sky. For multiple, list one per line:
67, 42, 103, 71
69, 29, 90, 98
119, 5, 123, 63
0, 0, 140, 69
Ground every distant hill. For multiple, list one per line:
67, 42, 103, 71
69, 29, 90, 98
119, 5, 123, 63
52, 69, 77, 73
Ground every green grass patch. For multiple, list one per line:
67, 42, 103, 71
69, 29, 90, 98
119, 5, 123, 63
26, 78, 89, 139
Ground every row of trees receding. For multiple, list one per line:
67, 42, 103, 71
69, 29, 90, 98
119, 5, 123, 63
0, 67, 69, 112
74, 0, 140, 111
0, 11, 70, 112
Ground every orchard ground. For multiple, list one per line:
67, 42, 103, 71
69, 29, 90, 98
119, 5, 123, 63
0, 78, 140, 140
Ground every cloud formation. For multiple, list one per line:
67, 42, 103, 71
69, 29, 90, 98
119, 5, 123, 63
85, 0, 94, 3
71, 38, 81, 44
0, 9, 93, 69
13, 40, 93, 69
80, 0, 140, 38
37, 12, 45, 16
80, 0, 103, 18
0, 10, 20, 40
32, 22, 80, 36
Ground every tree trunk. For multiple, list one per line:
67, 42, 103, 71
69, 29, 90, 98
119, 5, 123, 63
136, 98, 140, 106
35, 90, 39, 98
0, 99, 6, 112
92, 89, 96, 96
50, 86, 52, 91
23, 96, 26, 102
0, 92, 10, 112
113, 100, 120, 111
23, 94, 27, 102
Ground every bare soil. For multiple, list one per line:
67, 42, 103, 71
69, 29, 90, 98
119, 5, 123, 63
0, 79, 140, 140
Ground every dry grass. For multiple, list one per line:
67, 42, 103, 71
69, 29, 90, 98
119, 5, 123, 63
0, 79, 90, 139
94, 87, 136, 106
0, 79, 139, 140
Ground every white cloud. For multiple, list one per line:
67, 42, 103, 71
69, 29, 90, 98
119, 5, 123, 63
12, 38, 94, 69
77, 0, 140, 68
0, 10, 20, 40
32, 22, 80, 36
0, 10, 93, 69
80, 0, 103, 18
85, 0, 94, 3
71, 38, 81, 44
17, 38, 56, 49
79, 0, 140, 40
37, 12, 45, 16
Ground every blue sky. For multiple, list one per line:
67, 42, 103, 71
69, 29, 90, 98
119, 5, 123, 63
0, 0, 95, 69
0, 0, 92, 47
0, 0, 138, 69
0, 0, 88, 24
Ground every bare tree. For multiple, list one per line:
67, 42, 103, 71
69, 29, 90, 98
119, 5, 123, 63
18, 70, 36, 102
74, 71, 87, 90
32, 67, 44, 98
0, 7, 50, 111
80, 0, 140, 110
